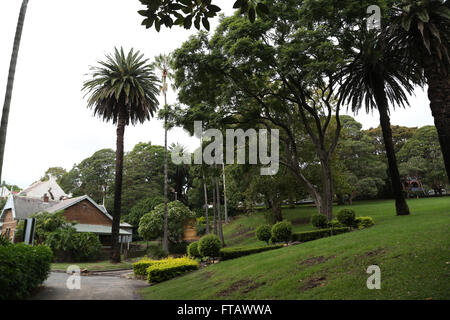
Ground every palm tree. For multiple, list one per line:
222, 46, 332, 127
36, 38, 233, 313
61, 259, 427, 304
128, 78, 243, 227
82, 48, 159, 262
391, 0, 450, 181
0, 0, 29, 184
339, 30, 423, 216
154, 53, 174, 254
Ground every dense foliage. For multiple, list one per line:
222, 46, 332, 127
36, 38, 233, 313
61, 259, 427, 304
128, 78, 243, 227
198, 234, 222, 258
138, 200, 195, 243
310, 214, 329, 229
271, 221, 292, 244
336, 209, 357, 227
0, 243, 52, 300
255, 225, 272, 244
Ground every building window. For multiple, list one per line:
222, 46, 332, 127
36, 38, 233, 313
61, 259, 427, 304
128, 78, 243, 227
82, 204, 87, 210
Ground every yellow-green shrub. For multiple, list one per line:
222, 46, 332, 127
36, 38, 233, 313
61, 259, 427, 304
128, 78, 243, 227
146, 256, 199, 283
133, 258, 167, 276
355, 216, 375, 229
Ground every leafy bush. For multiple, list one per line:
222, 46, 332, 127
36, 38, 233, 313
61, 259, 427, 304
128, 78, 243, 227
146, 256, 199, 283
44, 227, 102, 262
255, 225, 272, 244
187, 241, 201, 258
198, 234, 222, 258
336, 209, 356, 227
310, 214, 328, 229
124, 196, 164, 229
292, 227, 351, 242
271, 220, 292, 244
146, 244, 168, 259
328, 219, 344, 228
133, 258, 167, 276
0, 243, 52, 299
196, 223, 207, 237
220, 244, 283, 260
138, 200, 195, 243
0, 233, 11, 246
355, 216, 375, 229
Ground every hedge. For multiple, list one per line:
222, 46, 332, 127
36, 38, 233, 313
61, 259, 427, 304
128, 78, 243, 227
0, 243, 53, 300
220, 244, 284, 260
133, 259, 167, 276
292, 227, 351, 242
355, 217, 375, 229
146, 257, 199, 283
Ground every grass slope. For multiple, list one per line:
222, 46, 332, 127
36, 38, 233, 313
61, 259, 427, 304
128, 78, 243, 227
139, 198, 450, 299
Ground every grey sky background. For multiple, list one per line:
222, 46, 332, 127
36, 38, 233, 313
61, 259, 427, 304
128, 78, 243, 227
0, 0, 434, 189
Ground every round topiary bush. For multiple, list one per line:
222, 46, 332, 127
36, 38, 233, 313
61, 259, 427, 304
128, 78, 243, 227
310, 214, 328, 229
271, 220, 292, 244
187, 241, 201, 258
256, 225, 272, 244
336, 209, 356, 227
198, 234, 222, 258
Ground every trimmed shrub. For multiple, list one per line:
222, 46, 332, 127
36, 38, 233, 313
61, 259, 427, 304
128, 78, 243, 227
255, 225, 272, 244
133, 259, 167, 276
220, 244, 283, 260
310, 214, 328, 229
198, 234, 222, 258
0, 243, 52, 300
328, 219, 344, 228
187, 241, 201, 258
271, 221, 292, 244
146, 257, 199, 283
196, 223, 207, 237
292, 227, 351, 242
336, 209, 356, 227
355, 217, 375, 229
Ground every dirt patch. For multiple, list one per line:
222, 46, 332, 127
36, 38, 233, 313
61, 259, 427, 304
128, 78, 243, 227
299, 255, 335, 267
203, 271, 215, 279
242, 281, 267, 294
364, 248, 386, 257
299, 276, 327, 291
217, 279, 267, 296
218, 279, 252, 297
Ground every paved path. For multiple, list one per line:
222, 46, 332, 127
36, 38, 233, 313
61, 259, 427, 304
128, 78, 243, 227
31, 271, 149, 300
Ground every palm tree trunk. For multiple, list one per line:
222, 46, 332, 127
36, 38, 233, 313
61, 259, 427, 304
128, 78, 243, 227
222, 163, 228, 223
423, 60, 450, 182
374, 80, 410, 216
215, 176, 225, 247
0, 0, 29, 183
212, 178, 217, 235
111, 110, 126, 263
162, 100, 169, 254
202, 173, 210, 234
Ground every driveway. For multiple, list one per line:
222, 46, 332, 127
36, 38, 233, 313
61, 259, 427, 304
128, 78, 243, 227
31, 271, 148, 300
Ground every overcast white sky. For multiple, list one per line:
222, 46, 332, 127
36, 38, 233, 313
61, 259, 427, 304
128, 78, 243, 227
0, 0, 434, 189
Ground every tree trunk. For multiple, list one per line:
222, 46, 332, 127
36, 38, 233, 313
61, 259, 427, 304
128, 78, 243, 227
423, 60, 450, 183
162, 97, 169, 254
212, 179, 217, 235
320, 156, 334, 220
202, 173, 210, 234
374, 80, 410, 216
215, 177, 225, 247
272, 193, 283, 223
111, 110, 126, 263
0, 0, 29, 183
222, 163, 228, 223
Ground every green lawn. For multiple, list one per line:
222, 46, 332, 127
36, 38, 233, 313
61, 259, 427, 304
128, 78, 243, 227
139, 197, 450, 299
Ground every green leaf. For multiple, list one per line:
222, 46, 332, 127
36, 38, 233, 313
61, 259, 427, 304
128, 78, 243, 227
207, 5, 221, 13
416, 9, 429, 23
202, 17, 210, 31
233, 0, 242, 9
256, 3, 269, 15
248, 7, 256, 23
138, 10, 148, 17
184, 15, 193, 29
401, 15, 412, 31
